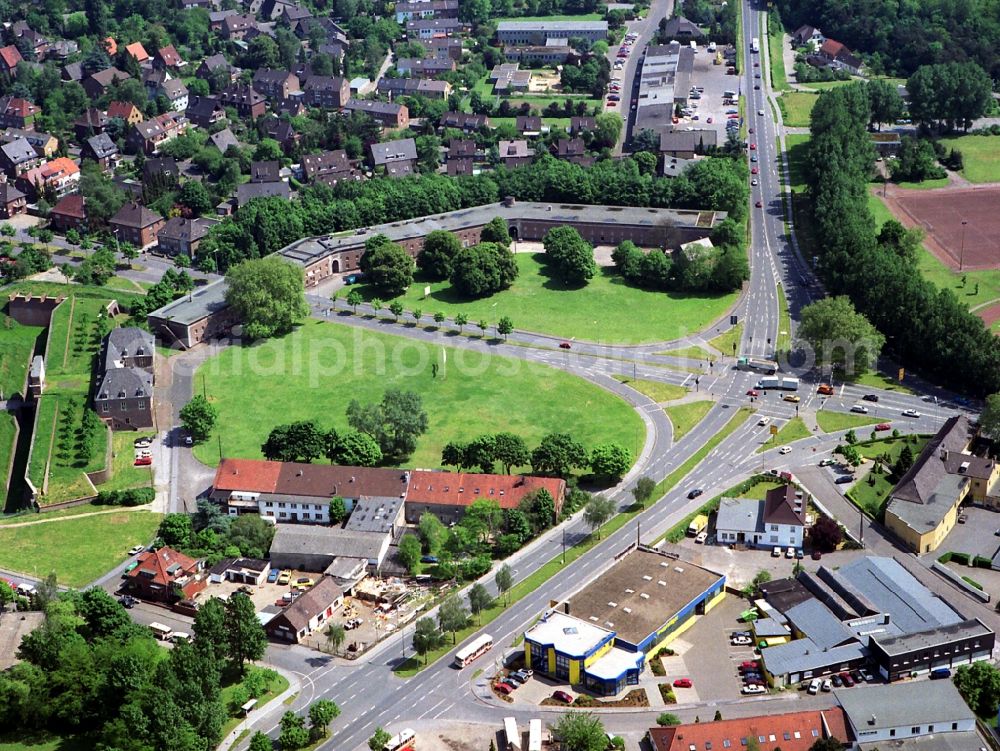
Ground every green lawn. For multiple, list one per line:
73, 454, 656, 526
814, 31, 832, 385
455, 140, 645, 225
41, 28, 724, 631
220, 668, 290, 736
777, 92, 816, 127
0, 734, 94, 751
844, 370, 916, 395
97, 431, 154, 494
0, 312, 43, 508
489, 116, 572, 130
776, 283, 791, 353
893, 177, 951, 190
46, 295, 110, 378
195, 319, 645, 470
28, 393, 106, 505
361, 254, 738, 344
0, 510, 161, 586
758, 416, 810, 452
659, 345, 716, 362
709, 322, 743, 359
867, 191, 895, 229
856, 435, 927, 462
744, 480, 785, 499
847, 469, 894, 519
940, 135, 1000, 183
786, 134, 810, 193
664, 400, 714, 441
815, 410, 882, 433
766, 13, 788, 91
612, 377, 687, 403
799, 79, 860, 91
0, 500, 105, 525
0, 413, 16, 510
505, 96, 603, 110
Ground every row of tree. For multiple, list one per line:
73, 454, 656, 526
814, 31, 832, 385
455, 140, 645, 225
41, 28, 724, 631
803, 83, 1000, 396
610, 238, 748, 294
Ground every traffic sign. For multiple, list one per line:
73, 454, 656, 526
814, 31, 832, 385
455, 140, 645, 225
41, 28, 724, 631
898, 367, 905, 382
769, 425, 778, 436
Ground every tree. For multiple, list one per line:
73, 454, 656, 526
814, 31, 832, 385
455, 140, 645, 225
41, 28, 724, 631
368, 727, 392, 751
398, 534, 423, 574
495, 563, 514, 605
809, 516, 843, 553
808, 739, 844, 751
248, 731, 272, 751
437, 595, 469, 643
466, 498, 504, 540
907, 62, 993, 131
583, 495, 616, 539
419, 512, 447, 555
278, 711, 308, 751
980, 393, 1000, 440
346, 289, 363, 313
543, 226, 596, 285
893, 443, 915, 476
492, 432, 529, 474
326, 429, 382, 467
179, 180, 213, 215
468, 583, 494, 624
479, 216, 511, 246
433, 311, 446, 326
411, 309, 422, 325
657, 713, 681, 726
75, 247, 116, 285
593, 112, 622, 149
845, 429, 858, 446
328, 496, 347, 524
865, 79, 904, 130
449, 242, 518, 298
307, 699, 340, 741
360, 236, 414, 296
954, 662, 1000, 717
347, 389, 429, 461
418, 230, 462, 280
225, 257, 310, 340
388, 301, 404, 321
322, 622, 346, 656
523, 488, 557, 530
552, 711, 608, 751
261, 421, 326, 463
632, 476, 656, 509
531, 433, 588, 478
589, 443, 631, 482
797, 296, 885, 376
224, 593, 267, 675
193, 597, 227, 660
454, 312, 468, 332
158, 513, 194, 548
497, 316, 514, 340
227, 515, 276, 559
412, 617, 445, 663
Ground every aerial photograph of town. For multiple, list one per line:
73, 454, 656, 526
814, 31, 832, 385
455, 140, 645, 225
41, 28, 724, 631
1, 0, 1000, 748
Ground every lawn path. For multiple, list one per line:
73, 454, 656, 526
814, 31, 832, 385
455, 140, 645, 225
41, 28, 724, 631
0, 506, 149, 527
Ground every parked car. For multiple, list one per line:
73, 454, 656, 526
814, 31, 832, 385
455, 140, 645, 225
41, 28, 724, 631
496, 683, 514, 695
673, 678, 692, 688
834, 475, 854, 485
840, 672, 855, 687
850, 669, 865, 683
277, 570, 292, 585
741, 684, 766, 695
118, 595, 136, 609
772, 546, 782, 557
267, 568, 279, 583
740, 661, 759, 670
552, 690, 574, 703
930, 668, 951, 680
515, 669, 533, 680
795, 549, 804, 559
819, 458, 836, 466
831, 674, 843, 687
902, 409, 920, 418
134, 437, 152, 448
695, 531, 708, 544
128, 545, 145, 556
506, 673, 525, 685
821, 679, 832, 692
731, 636, 752, 646
785, 547, 795, 558
807, 679, 821, 695
134, 456, 152, 466
295, 577, 315, 589
749, 143, 757, 150
420, 555, 438, 564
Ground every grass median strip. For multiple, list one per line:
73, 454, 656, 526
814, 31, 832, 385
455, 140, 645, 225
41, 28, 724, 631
756, 416, 809, 453
664, 400, 715, 441
815, 410, 883, 433
613, 377, 688, 403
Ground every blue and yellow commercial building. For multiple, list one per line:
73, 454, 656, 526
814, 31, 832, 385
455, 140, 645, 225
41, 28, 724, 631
523, 547, 726, 695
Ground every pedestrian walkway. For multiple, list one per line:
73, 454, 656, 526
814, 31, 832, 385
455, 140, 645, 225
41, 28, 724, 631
216, 664, 302, 751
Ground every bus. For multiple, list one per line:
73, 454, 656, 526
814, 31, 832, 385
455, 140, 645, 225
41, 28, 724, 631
528, 719, 542, 751
737, 356, 779, 375
453, 633, 493, 667
386, 729, 416, 751
751, 37, 759, 53
504, 717, 521, 751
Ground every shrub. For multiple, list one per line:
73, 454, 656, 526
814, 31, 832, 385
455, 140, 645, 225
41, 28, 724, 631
95, 487, 155, 506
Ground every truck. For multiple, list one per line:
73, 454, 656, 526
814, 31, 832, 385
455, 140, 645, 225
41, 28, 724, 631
687, 514, 709, 536
757, 376, 780, 390
780, 377, 799, 391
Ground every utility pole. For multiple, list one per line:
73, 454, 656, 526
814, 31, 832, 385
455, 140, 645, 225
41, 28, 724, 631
959, 220, 968, 271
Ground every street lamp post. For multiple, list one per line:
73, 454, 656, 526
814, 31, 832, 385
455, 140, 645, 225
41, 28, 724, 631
959, 220, 968, 271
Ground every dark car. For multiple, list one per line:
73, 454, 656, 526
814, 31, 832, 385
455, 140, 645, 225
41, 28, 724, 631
506, 673, 525, 685
688, 488, 703, 499
834, 475, 854, 484
559, 341, 572, 349
850, 669, 864, 683
118, 595, 136, 609
840, 672, 855, 687
831, 674, 843, 687
755, 201, 763, 208
862, 394, 879, 402
420, 555, 438, 564
552, 690, 574, 703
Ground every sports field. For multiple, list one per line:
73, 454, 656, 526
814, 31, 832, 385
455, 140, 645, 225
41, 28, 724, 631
194, 319, 645, 470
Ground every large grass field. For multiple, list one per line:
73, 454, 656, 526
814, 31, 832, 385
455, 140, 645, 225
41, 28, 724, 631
0, 312, 43, 508
0, 510, 161, 586
663, 400, 714, 441
358, 254, 738, 344
777, 92, 816, 127
195, 319, 645, 470
940, 135, 1000, 183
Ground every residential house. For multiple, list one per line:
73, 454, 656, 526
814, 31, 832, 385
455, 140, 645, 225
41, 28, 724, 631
82, 67, 130, 99
158, 78, 189, 112
103, 37, 118, 56
186, 95, 226, 128
15, 157, 79, 199
154, 45, 186, 71
9, 23, 49, 61
48, 193, 87, 231
515, 115, 542, 136
235, 180, 292, 208
424, 37, 464, 60
377, 78, 451, 100
885, 415, 1000, 553
369, 137, 418, 178
143, 157, 180, 187
127, 113, 188, 155
208, 127, 240, 153
107, 101, 144, 127
0, 137, 42, 177
196, 54, 234, 82
568, 116, 595, 135
659, 129, 718, 158
221, 14, 257, 40
142, 67, 170, 99
293, 17, 347, 43
659, 15, 704, 39
2, 128, 57, 158
48, 40, 78, 61
82, 132, 120, 171
94, 357, 153, 429
395, 57, 456, 78
439, 111, 490, 132
280, 3, 313, 24
555, 137, 593, 166
404, 470, 565, 525
110, 202, 165, 248
344, 99, 409, 129
406, 17, 465, 38
124, 41, 150, 65
715, 485, 807, 550
792, 25, 824, 47
208, 9, 238, 30
0, 183, 26, 219
446, 138, 475, 176
249, 160, 282, 183
123, 546, 205, 603
0, 97, 40, 130
265, 577, 344, 643
61, 61, 84, 82
73, 108, 108, 141
302, 75, 349, 109
300, 149, 358, 187
816, 39, 862, 75
260, 116, 298, 150
497, 139, 534, 168
0, 46, 22, 78
394, 0, 458, 22
157, 216, 216, 257
252, 68, 300, 100
218, 85, 267, 119
648, 709, 850, 751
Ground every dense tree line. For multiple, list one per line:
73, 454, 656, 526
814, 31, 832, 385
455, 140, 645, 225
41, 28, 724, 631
610, 235, 748, 294
775, 0, 1000, 78
803, 84, 1000, 396
196, 155, 748, 272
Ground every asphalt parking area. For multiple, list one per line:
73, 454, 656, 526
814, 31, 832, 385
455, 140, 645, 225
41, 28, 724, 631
937, 506, 1000, 561
676, 44, 742, 143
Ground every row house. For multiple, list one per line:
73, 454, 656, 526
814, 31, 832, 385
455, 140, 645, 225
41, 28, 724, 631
439, 111, 490, 132
108, 100, 144, 126
377, 78, 451, 99
157, 216, 217, 257
424, 37, 464, 60
0, 183, 26, 219
394, 0, 458, 22
186, 95, 226, 128
2, 128, 57, 158
446, 138, 475, 176
218, 85, 267, 119
406, 17, 465, 38
0, 97, 40, 130
302, 75, 350, 109
16, 157, 80, 200
0, 137, 42, 177
126, 112, 188, 155
252, 68, 300, 100
343, 98, 409, 129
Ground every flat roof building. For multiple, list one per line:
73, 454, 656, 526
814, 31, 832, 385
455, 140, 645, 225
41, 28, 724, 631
837, 681, 975, 746
635, 42, 694, 135
496, 20, 607, 45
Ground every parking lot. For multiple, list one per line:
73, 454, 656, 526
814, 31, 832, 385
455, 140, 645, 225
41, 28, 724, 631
675, 43, 743, 144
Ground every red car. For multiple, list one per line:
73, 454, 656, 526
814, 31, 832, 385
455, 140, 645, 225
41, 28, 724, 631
134, 456, 152, 466
749, 143, 757, 150
552, 690, 574, 703
496, 683, 514, 695
875, 423, 891, 431
751, 167, 759, 174
746, 389, 759, 397
673, 678, 692, 688
740, 661, 759, 670
559, 341, 572, 349
839, 672, 855, 687
755, 201, 763, 208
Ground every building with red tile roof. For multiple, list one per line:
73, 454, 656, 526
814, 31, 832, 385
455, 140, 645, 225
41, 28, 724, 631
404, 470, 565, 524
49, 193, 87, 231
0, 97, 40, 130
0, 45, 23, 77
125, 41, 150, 63
123, 546, 206, 603
107, 100, 144, 126
649, 708, 851, 751
104, 37, 118, 55
155, 45, 185, 70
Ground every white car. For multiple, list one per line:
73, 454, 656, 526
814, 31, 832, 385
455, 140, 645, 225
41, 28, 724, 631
758, 416, 771, 426
778, 446, 792, 455
731, 636, 753, 646
758, 109, 765, 116
822, 679, 833, 692
902, 409, 921, 418
850, 404, 869, 414
695, 531, 708, 544
742, 684, 767, 695
128, 545, 145, 556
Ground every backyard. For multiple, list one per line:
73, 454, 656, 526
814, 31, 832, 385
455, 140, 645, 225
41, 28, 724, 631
358, 253, 739, 344
194, 319, 645, 471
0, 509, 161, 587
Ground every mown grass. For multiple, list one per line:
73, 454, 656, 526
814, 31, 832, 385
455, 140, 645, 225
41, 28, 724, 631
220, 669, 290, 736
777, 92, 816, 127
844, 370, 916, 395
98, 431, 154, 494
0, 500, 104, 525
766, 12, 788, 91
195, 319, 644, 471
941, 134, 1000, 183
0, 509, 161, 586
709, 322, 743, 359
815, 411, 883, 433
659, 345, 716, 362
0, 733, 94, 751
612, 377, 687, 403
664, 400, 714, 441
785, 134, 810, 193
362, 254, 739, 344
28, 393, 105, 505
757, 416, 809, 452
847, 470, 894, 519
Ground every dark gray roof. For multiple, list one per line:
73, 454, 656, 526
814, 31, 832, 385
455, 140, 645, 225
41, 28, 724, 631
272, 576, 343, 632
236, 181, 291, 206
1, 137, 37, 164
763, 484, 806, 526
345, 98, 404, 117
86, 132, 118, 159
785, 598, 855, 650
369, 138, 417, 166
105, 327, 154, 367
209, 127, 240, 153
270, 524, 388, 561
249, 160, 281, 183
96, 366, 152, 400
344, 496, 404, 534
760, 637, 865, 678
157, 216, 216, 243
0, 182, 25, 202
661, 16, 704, 37
496, 20, 607, 32
870, 618, 993, 658
660, 129, 718, 151
836, 681, 974, 732
111, 202, 164, 229
148, 278, 228, 326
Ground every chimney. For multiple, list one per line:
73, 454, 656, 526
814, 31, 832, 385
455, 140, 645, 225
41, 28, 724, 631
883, 613, 890, 625
502, 195, 515, 208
